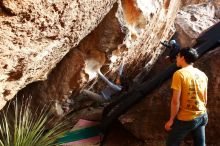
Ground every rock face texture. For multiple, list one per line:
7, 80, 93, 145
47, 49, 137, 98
215, 1, 220, 19
0, 0, 117, 109
181, 0, 212, 6
175, 2, 219, 48
2, 0, 183, 113
19, 4, 125, 114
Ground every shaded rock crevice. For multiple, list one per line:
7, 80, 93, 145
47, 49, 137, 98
0, 0, 17, 16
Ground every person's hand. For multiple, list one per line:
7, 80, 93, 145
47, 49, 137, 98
165, 56, 170, 59
115, 76, 121, 85
165, 119, 173, 131
162, 40, 168, 44
160, 41, 165, 45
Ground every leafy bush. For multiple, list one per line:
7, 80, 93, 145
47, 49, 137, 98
0, 99, 66, 146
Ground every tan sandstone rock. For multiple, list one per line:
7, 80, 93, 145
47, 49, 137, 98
0, 0, 117, 109
15, 0, 182, 115
175, 2, 219, 48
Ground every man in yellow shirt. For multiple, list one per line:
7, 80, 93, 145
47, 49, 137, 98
165, 48, 208, 146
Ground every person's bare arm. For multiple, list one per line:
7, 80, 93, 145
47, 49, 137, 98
204, 87, 207, 106
170, 89, 181, 120
97, 70, 122, 91
165, 89, 181, 131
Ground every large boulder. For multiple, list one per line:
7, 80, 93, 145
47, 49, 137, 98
0, 0, 117, 109
181, 0, 212, 6
213, 0, 220, 19
13, 0, 183, 115
175, 2, 219, 48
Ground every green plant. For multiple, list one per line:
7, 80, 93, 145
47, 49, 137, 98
0, 99, 66, 146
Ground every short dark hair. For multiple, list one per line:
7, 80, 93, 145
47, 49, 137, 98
179, 47, 199, 64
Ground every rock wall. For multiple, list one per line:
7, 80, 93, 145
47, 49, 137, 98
18, 4, 124, 114
181, 0, 213, 6
0, 0, 117, 109
11, 0, 182, 115
175, 2, 219, 48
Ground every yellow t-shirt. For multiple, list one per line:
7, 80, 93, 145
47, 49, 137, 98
171, 66, 208, 121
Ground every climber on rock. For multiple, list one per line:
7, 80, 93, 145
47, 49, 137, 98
161, 39, 180, 62
82, 63, 124, 102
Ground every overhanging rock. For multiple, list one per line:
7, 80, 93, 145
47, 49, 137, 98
0, 0, 117, 109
